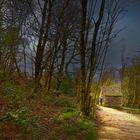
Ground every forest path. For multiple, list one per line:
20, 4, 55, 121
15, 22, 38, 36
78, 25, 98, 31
96, 106, 140, 140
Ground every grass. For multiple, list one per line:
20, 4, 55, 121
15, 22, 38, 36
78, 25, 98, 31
0, 80, 97, 140
55, 108, 97, 140
120, 107, 140, 114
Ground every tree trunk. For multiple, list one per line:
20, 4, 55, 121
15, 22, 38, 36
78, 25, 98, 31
34, 1, 52, 91
79, 0, 88, 116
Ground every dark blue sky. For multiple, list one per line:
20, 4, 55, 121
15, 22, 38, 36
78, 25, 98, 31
106, 0, 140, 67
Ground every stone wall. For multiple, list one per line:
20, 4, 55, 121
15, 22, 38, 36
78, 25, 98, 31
104, 95, 122, 107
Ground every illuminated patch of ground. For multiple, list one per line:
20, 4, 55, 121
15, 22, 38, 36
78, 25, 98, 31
96, 106, 140, 140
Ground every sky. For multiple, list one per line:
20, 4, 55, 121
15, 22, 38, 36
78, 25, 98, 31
106, 0, 140, 68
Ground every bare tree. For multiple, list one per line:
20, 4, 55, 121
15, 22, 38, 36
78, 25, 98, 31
78, 0, 123, 116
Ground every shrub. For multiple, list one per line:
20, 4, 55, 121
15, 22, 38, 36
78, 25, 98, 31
59, 111, 80, 121
2, 107, 40, 133
56, 109, 97, 140
60, 78, 76, 96
44, 94, 76, 108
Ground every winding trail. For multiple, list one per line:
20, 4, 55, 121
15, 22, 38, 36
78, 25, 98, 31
96, 106, 140, 140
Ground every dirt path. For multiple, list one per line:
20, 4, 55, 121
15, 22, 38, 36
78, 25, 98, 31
96, 106, 140, 140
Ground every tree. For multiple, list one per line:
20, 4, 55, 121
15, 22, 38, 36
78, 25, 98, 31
121, 56, 140, 107
78, 0, 123, 116
33, 0, 54, 91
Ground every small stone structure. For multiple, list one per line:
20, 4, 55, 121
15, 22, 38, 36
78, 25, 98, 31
104, 95, 122, 107
100, 85, 123, 107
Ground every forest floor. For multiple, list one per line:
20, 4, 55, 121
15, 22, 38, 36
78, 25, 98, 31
0, 79, 96, 140
96, 106, 140, 140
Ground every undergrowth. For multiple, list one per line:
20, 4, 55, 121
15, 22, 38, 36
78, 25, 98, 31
0, 80, 97, 140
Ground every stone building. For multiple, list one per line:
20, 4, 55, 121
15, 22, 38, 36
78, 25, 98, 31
100, 85, 123, 107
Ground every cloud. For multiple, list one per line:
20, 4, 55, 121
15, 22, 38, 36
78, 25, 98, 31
106, 0, 140, 67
